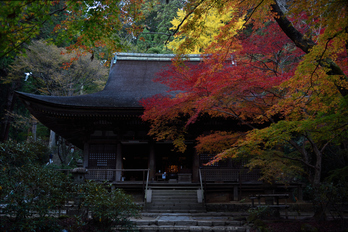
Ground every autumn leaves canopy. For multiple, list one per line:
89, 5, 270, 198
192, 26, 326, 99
141, 0, 348, 185
2, 0, 347, 185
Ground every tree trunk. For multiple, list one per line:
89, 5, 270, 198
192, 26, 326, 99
49, 130, 56, 149
271, 1, 348, 97
0, 81, 20, 141
31, 116, 37, 141
57, 136, 67, 166
305, 135, 322, 186
305, 135, 326, 220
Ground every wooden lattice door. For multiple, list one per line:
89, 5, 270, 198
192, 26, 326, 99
86, 144, 116, 181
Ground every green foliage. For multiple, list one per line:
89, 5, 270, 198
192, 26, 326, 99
0, 1, 56, 59
36, 1, 70, 47
0, 140, 73, 231
326, 166, 348, 184
312, 181, 348, 220
78, 181, 141, 231
7, 40, 108, 96
246, 149, 304, 184
300, 223, 318, 232
0, 140, 140, 231
0, 166, 73, 231
247, 206, 272, 232
0, 0, 131, 63
248, 206, 274, 221
0, 138, 50, 166
135, 0, 185, 53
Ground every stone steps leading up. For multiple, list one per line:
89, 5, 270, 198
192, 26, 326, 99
146, 189, 205, 213
116, 213, 249, 232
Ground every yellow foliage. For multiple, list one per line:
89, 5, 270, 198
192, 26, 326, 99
168, 7, 244, 54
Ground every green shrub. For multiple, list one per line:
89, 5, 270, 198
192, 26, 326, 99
78, 181, 141, 231
248, 206, 274, 221
247, 206, 273, 232
0, 140, 140, 232
312, 181, 348, 220
0, 145, 74, 231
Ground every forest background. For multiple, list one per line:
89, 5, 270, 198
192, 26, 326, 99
0, 0, 347, 208
0, 0, 183, 165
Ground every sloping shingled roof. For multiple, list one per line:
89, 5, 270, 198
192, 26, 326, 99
16, 53, 201, 109
15, 53, 201, 148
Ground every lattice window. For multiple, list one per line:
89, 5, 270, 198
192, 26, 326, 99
201, 169, 239, 181
85, 169, 115, 181
240, 169, 261, 181
200, 169, 261, 182
88, 144, 116, 168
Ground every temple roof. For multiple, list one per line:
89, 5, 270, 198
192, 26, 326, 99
15, 53, 201, 148
16, 53, 201, 109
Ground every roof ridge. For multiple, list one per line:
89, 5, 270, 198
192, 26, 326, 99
112, 53, 201, 62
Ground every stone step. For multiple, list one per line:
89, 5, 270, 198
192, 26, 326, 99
152, 198, 197, 201
152, 198, 197, 204
117, 225, 247, 231
148, 203, 203, 206
147, 203, 204, 207
150, 197, 199, 201
149, 202, 200, 206
152, 194, 197, 197
145, 210, 206, 213
152, 190, 196, 193
152, 190, 197, 193
146, 189, 203, 213
116, 215, 247, 232
146, 207, 205, 211
152, 199, 197, 202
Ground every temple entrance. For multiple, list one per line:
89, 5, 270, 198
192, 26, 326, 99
122, 143, 149, 181
120, 143, 194, 182
155, 144, 194, 179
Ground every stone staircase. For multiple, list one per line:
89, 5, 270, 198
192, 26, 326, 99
118, 212, 249, 232
145, 188, 205, 213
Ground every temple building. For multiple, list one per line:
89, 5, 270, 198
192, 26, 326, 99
16, 53, 207, 181
17, 53, 301, 207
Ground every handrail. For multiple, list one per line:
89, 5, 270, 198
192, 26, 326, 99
56, 168, 149, 172
196, 168, 261, 182
70, 168, 151, 182
198, 168, 204, 202
144, 169, 150, 203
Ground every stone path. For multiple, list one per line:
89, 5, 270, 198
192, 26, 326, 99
117, 212, 250, 232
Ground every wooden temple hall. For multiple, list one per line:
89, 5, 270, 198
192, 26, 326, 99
16, 53, 300, 206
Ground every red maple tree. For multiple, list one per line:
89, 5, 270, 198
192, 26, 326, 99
141, 7, 348, 186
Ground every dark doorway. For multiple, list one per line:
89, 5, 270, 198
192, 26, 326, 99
155, 144, 193, 175
122, 143, 149, 181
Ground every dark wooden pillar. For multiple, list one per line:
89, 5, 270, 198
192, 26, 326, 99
116, 142, 123, 181
148, 142, 156, 181
192, 149, 199, 182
